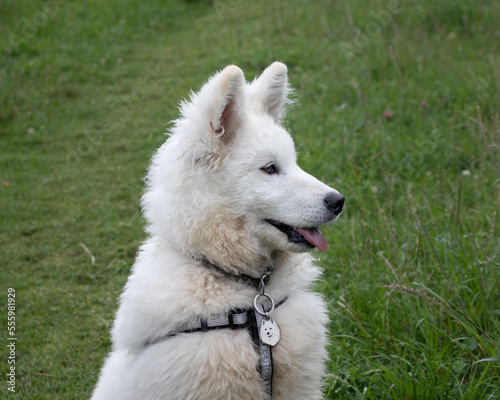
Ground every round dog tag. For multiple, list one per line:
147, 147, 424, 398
259, 318, 281, 346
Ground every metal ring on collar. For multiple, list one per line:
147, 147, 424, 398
253, 293, 275, 317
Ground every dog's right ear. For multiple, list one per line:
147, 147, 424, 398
248, 62, 292, 123
204, 65, 245, 143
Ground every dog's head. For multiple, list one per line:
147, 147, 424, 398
143, 63, 344, 272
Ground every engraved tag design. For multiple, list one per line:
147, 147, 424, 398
259, 318, 281, 346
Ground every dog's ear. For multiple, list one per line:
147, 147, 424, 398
206, 65, 245, 142
249, 62, 292, 123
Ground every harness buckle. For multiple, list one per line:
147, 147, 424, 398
228, 312, 236, 329
200, 318, 208, 332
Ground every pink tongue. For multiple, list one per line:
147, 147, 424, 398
295, 227, 328, 252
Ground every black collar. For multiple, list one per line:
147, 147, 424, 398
198, 257, 272, 289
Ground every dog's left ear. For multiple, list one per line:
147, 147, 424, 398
249, 62, 292, 123
207, 65, 245, 142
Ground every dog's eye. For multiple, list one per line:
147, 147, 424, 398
260, 163, 279, 175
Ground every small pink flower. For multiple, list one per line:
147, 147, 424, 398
383, 110, 393, 120
421, 101, 428, 108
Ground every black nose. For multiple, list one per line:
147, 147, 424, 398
324, 192, 345, 215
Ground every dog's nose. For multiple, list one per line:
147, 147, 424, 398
324, 192, 345, 215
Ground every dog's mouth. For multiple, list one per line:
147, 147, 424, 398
265, 219, 328, 252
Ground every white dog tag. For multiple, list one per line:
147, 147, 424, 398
259, 318, 281, 346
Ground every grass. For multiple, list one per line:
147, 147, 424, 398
1, 0, 499, 398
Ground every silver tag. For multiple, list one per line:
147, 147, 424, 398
259, 318, 281, 346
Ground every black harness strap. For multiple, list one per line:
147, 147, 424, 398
249, 300, 272, 397
145, 308, 251, 346
145, 296, 288, 346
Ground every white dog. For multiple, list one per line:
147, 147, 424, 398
91, 62, 344, 400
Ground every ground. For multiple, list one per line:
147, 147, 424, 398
1, 0, 499, 398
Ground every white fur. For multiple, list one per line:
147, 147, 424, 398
91, 62, 343, 400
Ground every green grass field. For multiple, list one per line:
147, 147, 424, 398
1, 0, 499, 398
